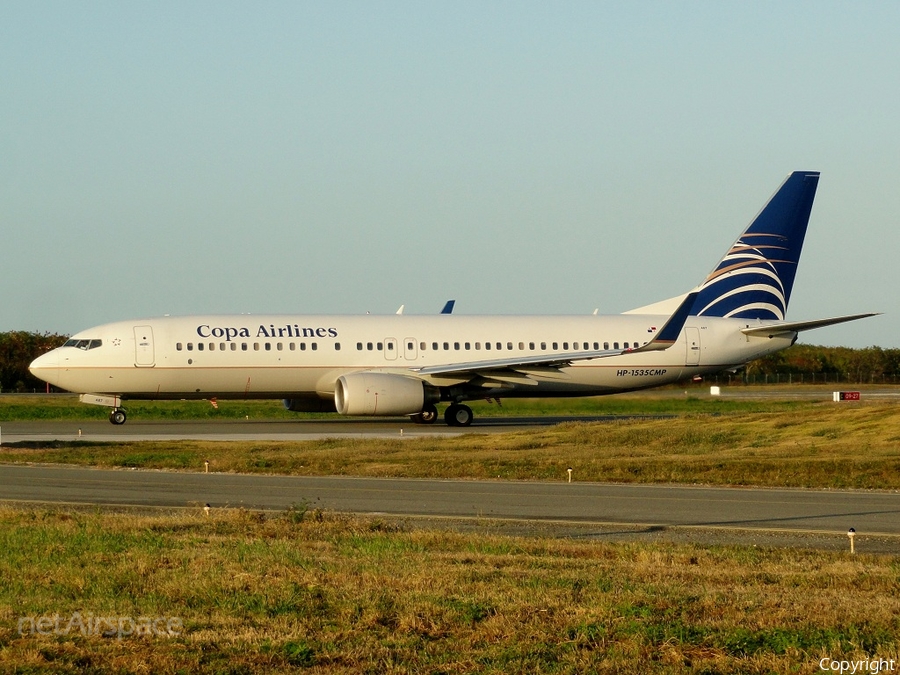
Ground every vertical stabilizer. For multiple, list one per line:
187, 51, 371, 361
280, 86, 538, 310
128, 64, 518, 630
691, 171, 819, 320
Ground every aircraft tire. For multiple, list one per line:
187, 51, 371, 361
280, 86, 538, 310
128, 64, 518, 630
444, 404, 473, 427
109, 409, 127, 425
410, 404, 438, 424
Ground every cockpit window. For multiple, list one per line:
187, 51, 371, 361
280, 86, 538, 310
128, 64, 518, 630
63, 339, 102, 350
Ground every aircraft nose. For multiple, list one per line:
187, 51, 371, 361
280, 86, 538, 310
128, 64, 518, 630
29, 350, 60, 386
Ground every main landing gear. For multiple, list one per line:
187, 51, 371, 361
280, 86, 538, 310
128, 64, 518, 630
409, 403, 474, 426
108, 408, 127, 425
444, 403, 473, 427
409, 403, 438, 425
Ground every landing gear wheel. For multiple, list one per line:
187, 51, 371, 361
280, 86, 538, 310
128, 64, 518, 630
411, 403, 439, 424
444, 403, 473, 427
109, 409, 127, 425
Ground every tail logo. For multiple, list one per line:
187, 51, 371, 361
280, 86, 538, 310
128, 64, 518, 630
694, 233, 791, 320
690, 171, 819, 321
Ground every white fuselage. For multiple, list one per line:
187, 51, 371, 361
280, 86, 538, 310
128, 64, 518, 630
29, 313, 793, 402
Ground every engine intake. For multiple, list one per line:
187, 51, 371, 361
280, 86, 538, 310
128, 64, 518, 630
335, 372, 434, 416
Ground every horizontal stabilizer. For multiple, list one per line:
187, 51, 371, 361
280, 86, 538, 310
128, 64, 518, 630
740, 312, 880, 338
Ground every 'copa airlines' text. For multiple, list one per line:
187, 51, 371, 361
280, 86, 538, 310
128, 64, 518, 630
197, 324, 338, 341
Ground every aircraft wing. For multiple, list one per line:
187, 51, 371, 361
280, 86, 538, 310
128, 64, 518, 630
413, 292, 698, 377
740, 313, 880, 338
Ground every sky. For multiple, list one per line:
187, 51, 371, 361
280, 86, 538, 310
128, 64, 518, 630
2, 2, 898, 348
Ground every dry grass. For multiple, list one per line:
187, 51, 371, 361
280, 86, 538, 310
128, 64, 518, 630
1, 506, 899, 674
4, 401, 900, 489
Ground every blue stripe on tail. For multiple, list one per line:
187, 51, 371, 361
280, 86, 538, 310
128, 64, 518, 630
691, 171, 819, 320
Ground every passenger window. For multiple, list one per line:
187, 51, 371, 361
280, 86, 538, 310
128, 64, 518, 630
443, 342, 449, 350
624, 342, 629, 349
357, 342, 363, 350
198, 343, 204, 351
241, 343, 248, 351
529, 342, 535, 350
254, 343, 260, 351
507, 342, 513, 350
604, 342, 609, 350
583, 342, 589, 350
312, 343, 318, 351
454, 342, 460, 350
432, 342, 438, 350
614, 342, 619, 349
232, 343, 238, 351
335, 343, 341, 350
465, 342, 470, 350
593, 342, 599, 350
485, 342, 491, 350
540, 342, 546, 350
496, 342, 502, 350
475, 342, 481, 350
518, 342, 524, 350
209, 343, 215, 351
176, 343, 182, 351
220, 343, 226, 351
367, 342, 374, 351
563, 342, 568, 350
377, 342, 383, 350
552, 342, 558, 350
300, 343, 306, 351
264, 343, 271, 351
420, 342, 426, 350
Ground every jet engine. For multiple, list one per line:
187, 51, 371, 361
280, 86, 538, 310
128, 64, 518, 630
335, 372, 436, 416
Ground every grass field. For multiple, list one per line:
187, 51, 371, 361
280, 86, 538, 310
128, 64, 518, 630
3, 395, 900, 490
2, 391, 899, 672
0, 388, 824, 421
2, 506, 899, 674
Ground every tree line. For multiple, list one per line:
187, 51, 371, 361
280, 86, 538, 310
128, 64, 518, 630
1, 331, 899, 393
742, 343, 900, 385
0, 332, 67, 392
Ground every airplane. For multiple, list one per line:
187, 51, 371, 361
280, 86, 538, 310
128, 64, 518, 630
29, 171, 876, 427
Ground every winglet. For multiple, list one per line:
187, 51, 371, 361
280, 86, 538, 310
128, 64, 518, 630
633, 291, 698, 353
440, 300, 455, 315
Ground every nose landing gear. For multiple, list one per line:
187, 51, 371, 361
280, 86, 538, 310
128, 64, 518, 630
109, 408, 127, 425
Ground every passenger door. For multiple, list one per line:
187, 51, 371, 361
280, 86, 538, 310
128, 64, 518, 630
685, 327, 700, 366
134, 325, 155, 367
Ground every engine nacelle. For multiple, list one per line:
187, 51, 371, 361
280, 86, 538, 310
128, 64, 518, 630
334, 372, 433, 416
282, 395, 337, 413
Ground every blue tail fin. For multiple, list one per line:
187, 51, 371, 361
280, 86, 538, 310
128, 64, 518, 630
691, 171, 820, 320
